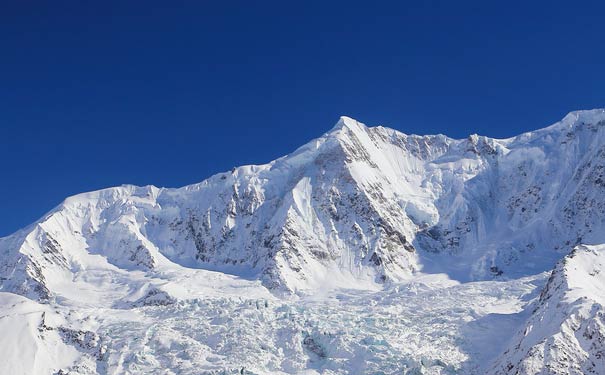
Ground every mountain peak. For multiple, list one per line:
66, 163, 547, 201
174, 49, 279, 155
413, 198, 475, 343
539, 108, 605, 134
328, 115, 368, 135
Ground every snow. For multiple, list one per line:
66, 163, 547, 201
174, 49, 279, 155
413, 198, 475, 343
1, 109, 605, 373
492, 244, 605, 374
0, 293, 81, 374
0, 265, 546, 374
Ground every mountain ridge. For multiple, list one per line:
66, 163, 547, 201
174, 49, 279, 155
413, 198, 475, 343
1, 109, 605, 374
3, 109, 605, 299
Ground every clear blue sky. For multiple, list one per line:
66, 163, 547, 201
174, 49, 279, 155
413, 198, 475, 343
1, 1, 604, 236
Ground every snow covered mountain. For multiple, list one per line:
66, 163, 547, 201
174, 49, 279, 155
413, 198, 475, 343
1, 109, 605, 374
492, 244, 605, 374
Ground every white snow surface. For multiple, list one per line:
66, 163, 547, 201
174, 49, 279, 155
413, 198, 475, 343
492, 244, 605, 374
1, 110, 605, 374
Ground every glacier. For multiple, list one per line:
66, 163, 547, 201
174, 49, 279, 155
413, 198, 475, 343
1, 109, 605, 374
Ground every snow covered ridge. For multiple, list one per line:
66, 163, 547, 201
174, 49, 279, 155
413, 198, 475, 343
492, 244, 605, 374
1, 109, 605, 374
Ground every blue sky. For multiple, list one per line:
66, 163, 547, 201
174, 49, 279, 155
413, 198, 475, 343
1, 1, 604, 236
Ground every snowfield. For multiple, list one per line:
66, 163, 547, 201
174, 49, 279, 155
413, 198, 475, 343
1, 110, 605, 374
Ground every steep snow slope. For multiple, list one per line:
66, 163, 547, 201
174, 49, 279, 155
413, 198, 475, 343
0, 293, 81, 374
492, 244, 605, 374
1, 110, 605, 374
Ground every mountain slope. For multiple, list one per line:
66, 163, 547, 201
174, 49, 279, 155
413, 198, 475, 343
492, 244, 605, 374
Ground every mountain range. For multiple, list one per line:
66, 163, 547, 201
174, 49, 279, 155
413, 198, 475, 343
1, 110, 605, 374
